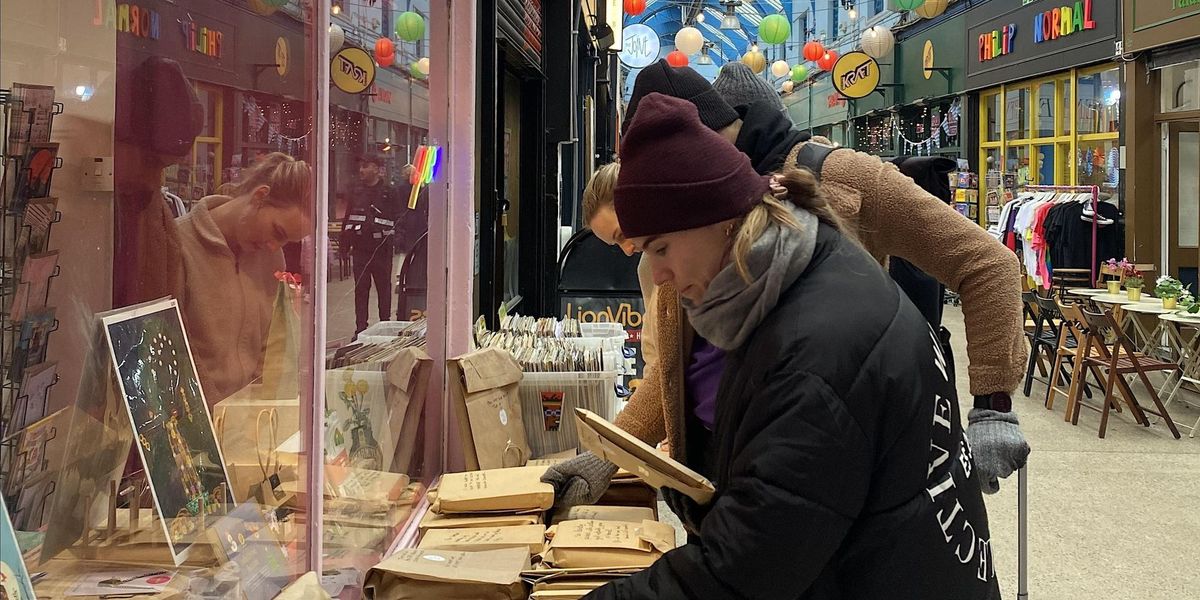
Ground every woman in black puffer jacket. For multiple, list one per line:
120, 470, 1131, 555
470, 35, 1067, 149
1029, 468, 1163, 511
582, 92, 1000, 600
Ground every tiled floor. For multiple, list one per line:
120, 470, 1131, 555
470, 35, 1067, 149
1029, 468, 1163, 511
941, 305, 1200, 599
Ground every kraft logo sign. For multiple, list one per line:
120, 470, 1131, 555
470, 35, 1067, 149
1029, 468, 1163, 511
620, 23, 659, 69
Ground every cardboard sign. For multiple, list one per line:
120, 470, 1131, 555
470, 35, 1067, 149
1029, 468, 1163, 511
363, 548, 529, 600
433, 466, 554, 515
575, 408, 715, 504
542, 520, 675, 570
418, 524, 547, 555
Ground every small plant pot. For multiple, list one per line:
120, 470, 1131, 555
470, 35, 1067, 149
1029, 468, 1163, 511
1163, 297, 1178, 310
1126, 288, 1143, 302
1107, 280, 1121, 294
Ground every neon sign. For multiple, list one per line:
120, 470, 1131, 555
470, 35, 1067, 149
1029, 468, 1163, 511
408, 145, 442, 209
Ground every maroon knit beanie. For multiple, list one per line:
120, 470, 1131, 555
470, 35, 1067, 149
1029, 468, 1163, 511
615, 93, 768, 239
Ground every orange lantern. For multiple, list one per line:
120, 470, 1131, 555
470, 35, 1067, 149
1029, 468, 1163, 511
817, 50, 838, 71
624, 0, 646, 16
376, 51, 395, 67
803, 40, 825, 62
666, 50, 689, 67
375, 38, 395, 60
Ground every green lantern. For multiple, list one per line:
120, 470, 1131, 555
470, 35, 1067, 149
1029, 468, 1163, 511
394, 11, 425, 42
791, 64, 808, 82
410, 61, 427, 79
891, 0, 926, 10
758, 14, 790, 45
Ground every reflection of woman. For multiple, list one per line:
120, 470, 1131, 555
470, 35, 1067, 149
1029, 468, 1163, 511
123, 153, 312, 404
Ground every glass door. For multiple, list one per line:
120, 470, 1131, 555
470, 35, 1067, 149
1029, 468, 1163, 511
1165, 121, 1200, 293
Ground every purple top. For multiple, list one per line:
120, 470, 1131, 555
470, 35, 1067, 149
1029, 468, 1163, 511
685, 336, 726, 431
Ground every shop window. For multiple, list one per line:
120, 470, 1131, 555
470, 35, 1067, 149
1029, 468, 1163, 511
1160, 61, 1199, 113
985, 93, 1001, 142
1057, 142, 1071, 186
1005, 86, 1029, 140
1077, 138, 1120, 190
1060, 77, 1072, 136
1007, 145, 1031, 187
1034, 144, 1055, 184
1077, 68, 1120, 135
1035, 81, 1055, 138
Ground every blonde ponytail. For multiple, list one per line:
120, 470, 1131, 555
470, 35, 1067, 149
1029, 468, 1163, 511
229, 152, 311, 209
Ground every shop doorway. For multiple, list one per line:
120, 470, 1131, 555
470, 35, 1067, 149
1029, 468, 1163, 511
1163, 120, 1200, 293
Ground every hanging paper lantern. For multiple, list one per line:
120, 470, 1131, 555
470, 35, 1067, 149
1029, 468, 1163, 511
782, 81, 795, 93
741, 48, 766, 74
791, 64, 808, 82
247, 0, 288, 16
410, 62, 427, 79
758, 14, 791, 45
770, 60, 791, 78
803, 40, 825, 62
817, 50, 838, 71
892, 0, 927, 11
394, 11, 426, 42
329, 23, 345, 53
416, 57, 430, 76
376, 51, 395, 68
624, 0, 646, 17
675, 26, 704, 55
861, 26, 895, 59
666, 50, 689, 67
374, 38, 395, 60
914, 0, 948, 18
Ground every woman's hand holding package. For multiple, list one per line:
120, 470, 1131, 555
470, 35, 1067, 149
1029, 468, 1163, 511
540, 451, 618, 508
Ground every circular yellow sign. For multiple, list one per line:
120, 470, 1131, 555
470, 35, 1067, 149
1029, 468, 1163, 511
331, 47, 376, 94
923, 40, 934, 80
275, 37, 289, 76
832, 51, 880, 100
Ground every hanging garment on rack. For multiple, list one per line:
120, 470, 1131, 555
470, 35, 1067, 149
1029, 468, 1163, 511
1045, 199, 1122, 274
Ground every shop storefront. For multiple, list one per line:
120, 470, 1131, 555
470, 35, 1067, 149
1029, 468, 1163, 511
893, 12, 969, 163
1123, 0, 1200, 291
966, 0, 1121, 232
1, 0, 475, 596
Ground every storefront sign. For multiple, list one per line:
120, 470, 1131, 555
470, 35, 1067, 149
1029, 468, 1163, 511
274, 37, 289, 76
1125, 0, 1200, 52
619, 24, 658, 69
1032, 0, 1096, 43
977, 24, 1016, 62
831, 51, 880, 100
92, 1, 161, 39
331, 47, 376, 94
923, 40, 935, 80
180, 14, 223, 58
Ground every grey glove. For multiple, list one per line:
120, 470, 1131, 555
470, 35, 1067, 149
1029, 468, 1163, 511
540, 451, 619, 508
966, 408, 1031, 494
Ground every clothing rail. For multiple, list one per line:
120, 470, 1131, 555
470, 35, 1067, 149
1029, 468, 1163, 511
1019, 185, 1101, 285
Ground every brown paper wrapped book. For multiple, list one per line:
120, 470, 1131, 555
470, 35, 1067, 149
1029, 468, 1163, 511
542, 519, 676, 570
363, 547, 530, 600
432, 466, 554, 514
553, 505, 656, 524
417, 524, 547, 555
419, 509, 542, 531
575, 408, 716, 504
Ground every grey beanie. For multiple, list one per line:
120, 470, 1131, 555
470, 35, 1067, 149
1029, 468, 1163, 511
712, 62, 785, 112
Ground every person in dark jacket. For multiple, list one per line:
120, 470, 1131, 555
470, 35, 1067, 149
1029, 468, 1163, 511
341, 153, 401, 334
582, 93, 1000, 600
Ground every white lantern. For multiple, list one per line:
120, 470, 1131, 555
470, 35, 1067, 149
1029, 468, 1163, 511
861, 25, 895, 59
914, 0, 949, 19
416, 57, 430, 75
782, 81, 795, 93
771, 60, 791, 78
675, 26, 704, 55
329, 23, 345, 53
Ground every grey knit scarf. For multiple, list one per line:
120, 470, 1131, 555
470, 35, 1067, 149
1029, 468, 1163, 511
683, 205, 818, 350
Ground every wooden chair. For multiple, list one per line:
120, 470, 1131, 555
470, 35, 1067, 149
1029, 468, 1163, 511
1070, 307, 1183, 439
1024, 293, 1066, 397
1051, 268, 1092, 294
1047, 300, 1104, 414
1022, 292, 1049, 380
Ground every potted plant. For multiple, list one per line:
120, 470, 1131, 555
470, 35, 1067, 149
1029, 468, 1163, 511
1155, 276, 1187, 310
1103, 258, 1129, 294
1124, 270, 1144, 302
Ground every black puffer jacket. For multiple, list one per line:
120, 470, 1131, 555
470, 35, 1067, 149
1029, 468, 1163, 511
586, 225, 1000, 600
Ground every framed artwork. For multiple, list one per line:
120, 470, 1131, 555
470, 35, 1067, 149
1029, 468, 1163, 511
7, 362, 57, 437
10, 251, 59, 322
1, 496, 38, 600
12, 308, 56, 382
324, 368, 393, 472
15, 198, 59, 266
12, 143, 59, 214
6, 83, 56, 157
102, 299, 232, 565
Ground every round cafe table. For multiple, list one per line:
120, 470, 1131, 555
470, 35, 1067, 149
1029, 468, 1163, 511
1065, 288, 1107, 298
1123, 302, 1175, 357
1155, 312, 1200, 437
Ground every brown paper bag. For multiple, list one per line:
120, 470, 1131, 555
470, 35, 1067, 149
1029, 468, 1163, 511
553, 505, 656, 524
448, 349, 530, 470
363, 547, 530, 600
419, 509, 542, 531
433, 466, 554, 514
542, 520, 676, 570
387, 347, 432, 474
418, 524, 547, 555
276, 572, 333, 600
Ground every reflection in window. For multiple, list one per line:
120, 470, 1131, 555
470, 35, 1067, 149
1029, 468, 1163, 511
1006, 87, 1028, 140
1036, 82, 1055, 138
1077, 138, 1120, 190
1077, 69, 1119, 135
985, 94, 1001, 142
1160, 61, 1199, 113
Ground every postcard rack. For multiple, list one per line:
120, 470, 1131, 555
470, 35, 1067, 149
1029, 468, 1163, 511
0, 87, 65, 501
